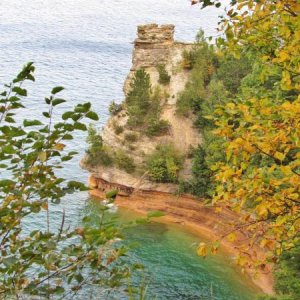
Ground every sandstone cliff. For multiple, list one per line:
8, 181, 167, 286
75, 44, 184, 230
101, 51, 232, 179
81, 24, 201, 194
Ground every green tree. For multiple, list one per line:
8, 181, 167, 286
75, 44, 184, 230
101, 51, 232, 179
126, 69, 151, 127
0, 63, 129, 298
146, 144, 183, 183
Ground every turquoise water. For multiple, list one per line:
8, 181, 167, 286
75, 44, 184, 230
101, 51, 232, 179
83, 200, 259, 300
0, 0, 258, 299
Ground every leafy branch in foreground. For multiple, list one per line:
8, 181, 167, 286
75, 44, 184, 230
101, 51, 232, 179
192, 0, 300, 274
0, 63, 131, 298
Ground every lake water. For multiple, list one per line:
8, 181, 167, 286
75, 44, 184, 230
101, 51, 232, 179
0, 0, 259, 299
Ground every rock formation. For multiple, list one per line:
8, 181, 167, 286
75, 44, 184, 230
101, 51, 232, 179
81, 24, 201, 194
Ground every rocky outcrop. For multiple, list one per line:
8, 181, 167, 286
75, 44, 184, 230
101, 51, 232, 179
81, 24, 201, 194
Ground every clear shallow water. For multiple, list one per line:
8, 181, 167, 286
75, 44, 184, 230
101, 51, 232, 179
0, 0, 257, 299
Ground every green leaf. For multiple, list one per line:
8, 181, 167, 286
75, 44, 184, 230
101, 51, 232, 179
12, 86, 27, 96
0, 179, 15, 187
43, 112, 50, 118
8, 96, 20, 102
4, 116, 15, 123
83, 102, 91, 110
2, 145, 15, 154
51, 86, 64, 94
86, 111, 99, 121
23, 119, 43, 127
62, 134, 73, 140
75, 273, 84, 283
52, 98, 66, 106
74, 122, 87, 131
62, 111, 74, 120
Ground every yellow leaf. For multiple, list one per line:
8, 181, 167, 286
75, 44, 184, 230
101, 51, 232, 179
197, 242, 207, 257
38, 151, 47, 162
53, 143, 66, 151
256, 204, 268, 218
215, 207, 222, 213
274, 151, 285, 161
227, 232, 237, 242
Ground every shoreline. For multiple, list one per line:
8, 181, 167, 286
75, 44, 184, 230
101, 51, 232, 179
89, 187, 274, 295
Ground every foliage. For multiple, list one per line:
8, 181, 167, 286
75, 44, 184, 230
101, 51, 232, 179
181, 30, 212, 70
124, 132, 138, 143
145, 119, 170, 137
126, 69, 151, 127
188, 146, 213, 197
257, 243, 300, 300
181, 49, 197, 70
114, 124, 124, 135
114, 149, 135, 173
146, 144, 183, 183
109, 101, 123, 116
86, 124, 113, 166
176, 32, 235, 197
193, 0, 300, 272
0, 63, 129, 298
176, 31, 217, 117
126, 73, 169, 137
106, 189, 118, 199
157, 64, 171, 85
214, 54, 251, 95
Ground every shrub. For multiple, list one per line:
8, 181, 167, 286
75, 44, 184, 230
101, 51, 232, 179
86, 124, 113, 166
124, 132, 138, 143
86, 124, 103, 149
157, 64, 171, 85
106, 189, 118, 199
86, 148, 113, 166
114, 125, 124, 135
114, 150, 135, 173
146, 144, 183, 183
109, 101, 122, 116
146, 118, 170, 137
181, 49, 197, 70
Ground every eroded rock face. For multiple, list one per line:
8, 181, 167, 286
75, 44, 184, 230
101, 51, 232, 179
81, 24, 201, 194
131, 24, 174, 70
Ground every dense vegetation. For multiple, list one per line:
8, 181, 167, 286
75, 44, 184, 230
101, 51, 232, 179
191, 2, 300, 298
177, 31, 251, 198
0, 64, 132, 298
145, 144, 183, 183
257, 244, 300, 300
